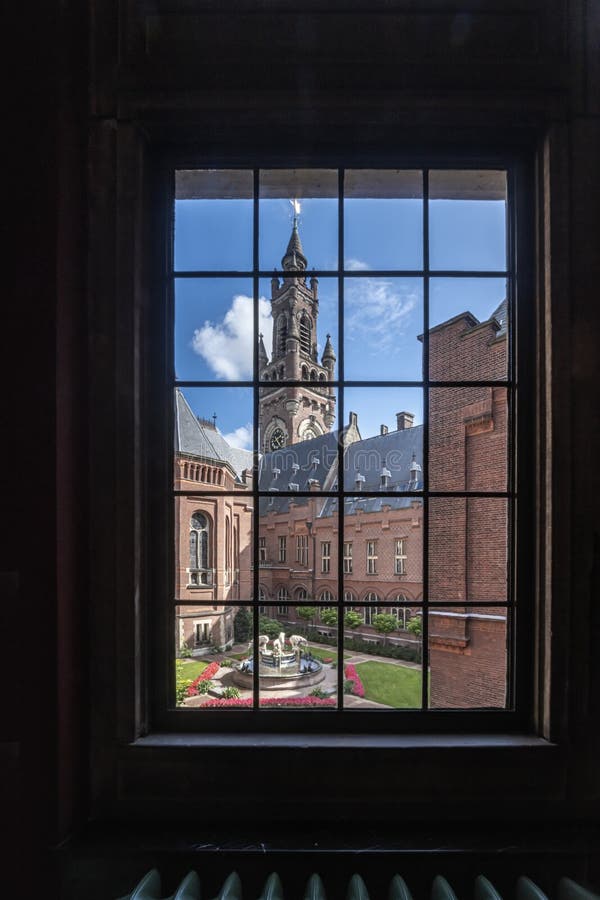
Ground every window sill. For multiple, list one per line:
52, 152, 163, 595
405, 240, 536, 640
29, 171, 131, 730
130, 732, 556, 751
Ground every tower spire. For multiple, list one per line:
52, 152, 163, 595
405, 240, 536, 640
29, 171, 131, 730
281, 218, 307, 271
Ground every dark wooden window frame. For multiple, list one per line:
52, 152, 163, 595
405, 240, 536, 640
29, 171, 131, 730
88, 123, 567, 821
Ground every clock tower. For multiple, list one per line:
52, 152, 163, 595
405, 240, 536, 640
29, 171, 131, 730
259, 218, 336, 451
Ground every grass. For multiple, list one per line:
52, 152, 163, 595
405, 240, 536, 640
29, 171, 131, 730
354, 661, 421, 708
179, 659, 210, 680
306, 645, 352, 665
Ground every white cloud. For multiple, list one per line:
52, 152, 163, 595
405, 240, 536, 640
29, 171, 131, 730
345, 279, 418, 353
345, 258, 369, 271
223, 422, 253, 450
191, 294, 273, 380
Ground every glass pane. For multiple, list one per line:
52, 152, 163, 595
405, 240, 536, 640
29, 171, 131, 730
344, 169, 423, 270
259, 387, 338, 459
429, 387, 508, 492
175, 278, 254, 381
343, 605, 423, 710
174, 388, 254, 492
175, 605, 255, 708
429, 169, 507, 271
428, 498, 509, 603
258, 508, 338, 606
428, 605, 508, 709
258, 275, 338, 382
344, 277, 423, 381
342, 388, 423, 489
256, 606, 338, 709
429, 278, 508, 381
174, 494, 253, 603
175, 169, 253, 272
260, 169, 338, 271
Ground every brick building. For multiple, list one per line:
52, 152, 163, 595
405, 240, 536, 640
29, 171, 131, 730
175, 221, 509, 707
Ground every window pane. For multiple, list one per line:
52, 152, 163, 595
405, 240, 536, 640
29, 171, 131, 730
174, 388, 254, 492
428, 606, 508, 709
428, 498, 509, 604
174, 494, 253, 603
174, 605, 255, 709
256, 607, 338, 710
344, 169, 423, 270
429, 386, 508, 492
258, 276, 338, 384
260, 169, 338, 271
429, 170, 507, 271
341, 388, 423, 489
175, 277, 254, 381
259, 388, 338, 461
344, 277, 423, 381
429, 278, 508, 382
258, 508, 338, 600
175, 169, 253, 272
343, 606, 423, 710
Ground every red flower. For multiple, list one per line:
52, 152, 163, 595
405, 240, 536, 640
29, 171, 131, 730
344, 664, 365, 698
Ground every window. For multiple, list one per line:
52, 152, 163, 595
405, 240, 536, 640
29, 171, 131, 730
188, 512, 211, 585
366, 541, 378, 575
321, 541, 331, 574
296, 534, 308, 567
343, 541, 353, 574
394, 538, 407, 575
168, 163, 526, 724
278, 535, 287, 563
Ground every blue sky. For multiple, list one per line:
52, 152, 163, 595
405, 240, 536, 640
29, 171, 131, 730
174, 184, 506, 448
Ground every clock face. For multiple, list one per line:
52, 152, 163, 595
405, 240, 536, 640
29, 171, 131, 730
269, 427, 286, 450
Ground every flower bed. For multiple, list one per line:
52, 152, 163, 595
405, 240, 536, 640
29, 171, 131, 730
344, 663, 365, 698
199, 695, 336, 708
186, 660, 221, 697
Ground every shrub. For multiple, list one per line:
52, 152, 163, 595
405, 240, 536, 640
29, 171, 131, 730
407, 616, 422, 638
259, 615, 282, 639
233, 607, 253, 642
179, 643, 193, 658
222, 686, 241, 699
219, 658, 235, 667
343, 679, 356, 695
198, 680, 212, 694
175, 660, 193, 705
310, 687, 328, 699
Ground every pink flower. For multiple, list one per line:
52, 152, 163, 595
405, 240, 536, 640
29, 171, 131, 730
344, 664, 365, 698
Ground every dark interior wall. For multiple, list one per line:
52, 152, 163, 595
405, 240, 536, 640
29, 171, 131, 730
3, 1, 600, 898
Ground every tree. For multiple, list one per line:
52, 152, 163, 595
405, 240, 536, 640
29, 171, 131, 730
258, 615, 281, 639
296, 606, 318, 635
344, 610, 363, 630
371, 613, 398, 647
407, 616, 422, 638
319, 608, 338, 627
234, 607, 252, 642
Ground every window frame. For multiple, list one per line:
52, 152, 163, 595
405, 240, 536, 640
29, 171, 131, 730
143, 148, 537, 737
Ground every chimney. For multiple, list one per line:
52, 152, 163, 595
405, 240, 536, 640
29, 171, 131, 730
380, 424, 389, 435
349, 411, 358, 428
396, 411, 414, 431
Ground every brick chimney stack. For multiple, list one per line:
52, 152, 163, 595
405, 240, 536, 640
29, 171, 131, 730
396, 411, 414, 431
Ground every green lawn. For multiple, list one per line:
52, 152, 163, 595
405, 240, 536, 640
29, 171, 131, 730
179, 659, 210, 680
306, 645, 352, 665
355, 661, 421, 708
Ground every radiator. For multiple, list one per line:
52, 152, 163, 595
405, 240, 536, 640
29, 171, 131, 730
119, 872, 599, 900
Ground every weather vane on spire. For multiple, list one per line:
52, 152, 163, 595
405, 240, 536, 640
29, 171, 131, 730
289, 198, 301, 227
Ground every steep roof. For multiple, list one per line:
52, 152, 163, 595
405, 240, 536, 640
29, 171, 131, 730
281, 220, 308, 271
175, 389, 253, 480
259, 425, 423, 517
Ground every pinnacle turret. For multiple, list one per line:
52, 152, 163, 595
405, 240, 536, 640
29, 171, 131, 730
322, 333, 336, 365
258, 333, 269, 368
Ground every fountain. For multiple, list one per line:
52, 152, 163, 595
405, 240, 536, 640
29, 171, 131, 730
233, 632, 326, 691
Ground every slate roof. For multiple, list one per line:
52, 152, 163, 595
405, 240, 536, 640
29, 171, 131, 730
490, 297, 508, 338
259, 424, 423, 518
175, 389, 253, 480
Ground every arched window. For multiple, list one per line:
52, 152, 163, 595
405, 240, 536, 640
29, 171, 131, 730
299, 313, 311, 355
277, 587, 289, 615
295, 587, 308, 601
344, 590, 355, 604
277, 314, 288, 356
189, 512, 210, 585
301, 364, 308, 380
225, 517, 231, 585
363, 592, 380, 625
319, 590, 334, 602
